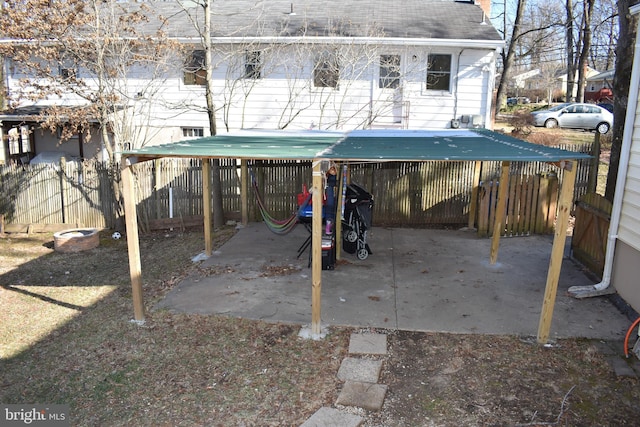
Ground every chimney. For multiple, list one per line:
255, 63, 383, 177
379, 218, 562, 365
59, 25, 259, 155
475, 0, 491, 18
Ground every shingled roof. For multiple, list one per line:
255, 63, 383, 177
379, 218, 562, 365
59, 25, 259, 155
151, 0, 501, 43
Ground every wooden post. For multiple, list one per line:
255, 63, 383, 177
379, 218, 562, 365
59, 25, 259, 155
311, 160, 323, 335
587, 132, 601, 193
335, 163, 344, 260
59, 157, 67, 223
121, 159, 145, 322
468, 160, 482, 229
241, 159, 249, 225
537, 161, 577, 343
490, 161, 510, 264
154, 159, 161, 220
202, 159, 212, 256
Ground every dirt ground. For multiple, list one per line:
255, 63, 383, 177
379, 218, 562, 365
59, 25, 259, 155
1, 228, 640, 426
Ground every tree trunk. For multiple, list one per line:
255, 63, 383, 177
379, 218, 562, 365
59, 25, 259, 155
566, 0, 575, 102
605, 0, 638, 202
204, 0, 225, 228
576, 0, 595, 103
494, 0, 528, 118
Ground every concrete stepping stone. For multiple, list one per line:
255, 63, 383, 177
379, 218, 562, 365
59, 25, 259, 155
299, 406, 363, 427
337, 357, 383, 383
348, 333, 387, 355
336, 380, 388, 411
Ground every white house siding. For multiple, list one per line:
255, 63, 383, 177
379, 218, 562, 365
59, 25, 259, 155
139, 45, 495, 141
612, 87, 640, 310
3, 44, 496, 152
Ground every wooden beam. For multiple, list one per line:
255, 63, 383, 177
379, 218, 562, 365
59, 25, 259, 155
537, 160, 577, 343
241, 159, 249, 225
202, 159, 212, 256
311, 161, 323, 335
468, 160, 482, 229
490, 161, 510, 264
121, 159, 145, 322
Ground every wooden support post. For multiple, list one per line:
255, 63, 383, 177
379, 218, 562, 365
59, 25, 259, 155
468, 160, 482, 229
335, 163, 344, 260
202, 159, 212, 256
121, 159, 145, 322
311, 160, 323, 335
537, 161, 577, 343
587, 132, 601, 193
241, 159, 249, 225
490, 161, 510, 264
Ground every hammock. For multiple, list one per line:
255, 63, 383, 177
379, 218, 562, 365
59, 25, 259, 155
249, 165, 305, 235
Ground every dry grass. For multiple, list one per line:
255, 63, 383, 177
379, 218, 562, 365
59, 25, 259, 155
0, 229, 349, 426
1, 193, 638, 425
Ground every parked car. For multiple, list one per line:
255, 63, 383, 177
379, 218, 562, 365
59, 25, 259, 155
597, 102, 614, 113
507, 96, 531, 106
530, 103, 613, 134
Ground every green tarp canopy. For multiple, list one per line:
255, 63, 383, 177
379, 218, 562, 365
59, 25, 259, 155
123, 129, 592, 162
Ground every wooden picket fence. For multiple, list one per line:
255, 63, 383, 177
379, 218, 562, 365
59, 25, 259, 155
571, 193, 612, 278
476, 173, 559, 237
1, 147, 592, 236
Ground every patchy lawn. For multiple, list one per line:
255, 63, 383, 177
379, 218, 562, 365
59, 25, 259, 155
1, 228, 639, 426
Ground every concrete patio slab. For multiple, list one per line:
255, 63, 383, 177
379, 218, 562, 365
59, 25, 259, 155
155, 223, 631, 340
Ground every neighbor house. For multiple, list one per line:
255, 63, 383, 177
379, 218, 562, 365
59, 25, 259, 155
585, 69, 614, 103
0, 0, 502, 165
515, 67, 600, 102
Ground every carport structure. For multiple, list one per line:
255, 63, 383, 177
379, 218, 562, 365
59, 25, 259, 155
121, 129, 591, 343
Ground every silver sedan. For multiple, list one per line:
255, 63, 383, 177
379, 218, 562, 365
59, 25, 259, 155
530, 103, 613, 134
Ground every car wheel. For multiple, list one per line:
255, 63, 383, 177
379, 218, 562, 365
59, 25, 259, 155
596, 122, 610, 134
544, 119, 558, 129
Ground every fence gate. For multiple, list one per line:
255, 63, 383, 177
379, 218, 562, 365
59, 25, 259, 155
571, 193, 612, 278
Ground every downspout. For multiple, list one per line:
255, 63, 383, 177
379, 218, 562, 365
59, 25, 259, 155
568, 25, 640, 298
451, 49, 465, 128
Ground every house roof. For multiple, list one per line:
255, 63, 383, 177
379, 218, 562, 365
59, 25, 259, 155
147, 0, 501, 45
123, 129, 591, 163
587, 70, 615, 81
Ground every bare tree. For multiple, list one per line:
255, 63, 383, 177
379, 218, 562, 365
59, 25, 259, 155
0, 0, 181, 227
605, 0, 640, 202
495, 0, 528, 116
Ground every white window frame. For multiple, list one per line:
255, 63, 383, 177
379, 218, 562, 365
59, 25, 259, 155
425, 53, 452, 93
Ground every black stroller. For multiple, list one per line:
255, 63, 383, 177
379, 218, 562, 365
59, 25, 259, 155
342, 183, 373, 260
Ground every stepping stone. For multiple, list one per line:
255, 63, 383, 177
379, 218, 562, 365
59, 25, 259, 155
337, 357, 383, 383
299, 406, 363, 427
336, 380, 388, 411
348, 333, 387, 355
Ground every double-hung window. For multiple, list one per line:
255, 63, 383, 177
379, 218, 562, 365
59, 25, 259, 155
184, 50, 206, 86
426, 54, 452, 91
313, 52, 339, 89
244, 51, 262, 79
